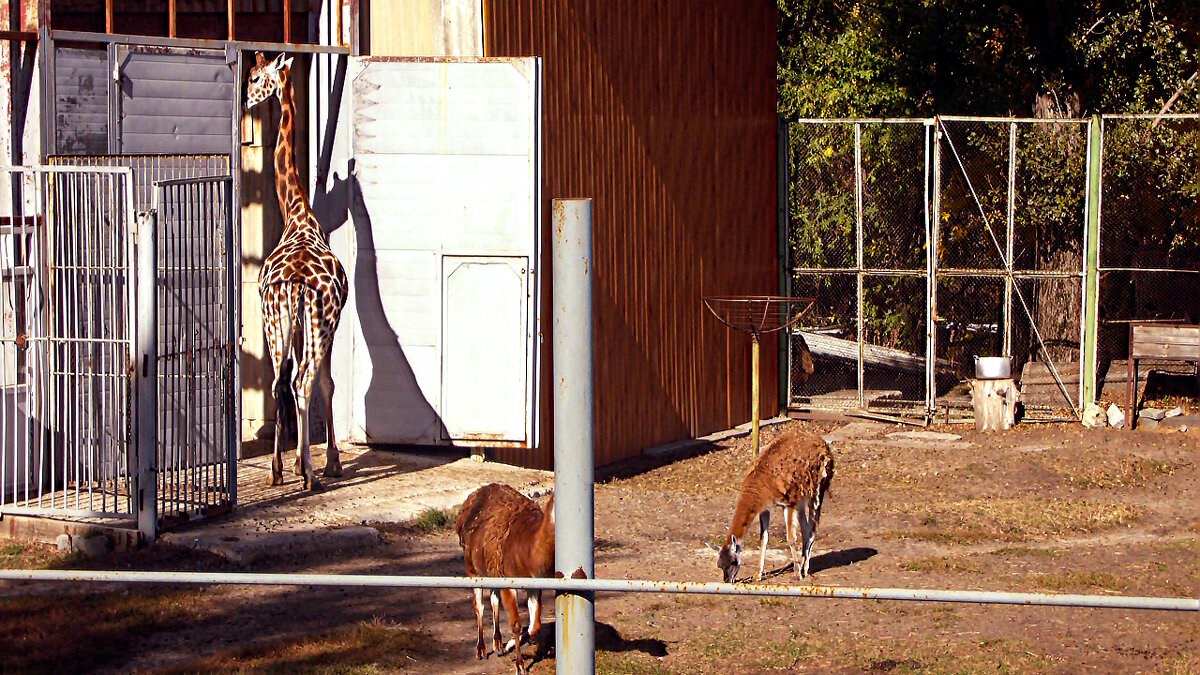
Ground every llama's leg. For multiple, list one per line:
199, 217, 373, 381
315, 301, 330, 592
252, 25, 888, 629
499, 589, 527, 674
523, 590, 542, 646
785, 505, 802, 578
261, 287, 291, 486
799, 498, 817, 578
472, 588, 487, 660
318, 355, 342, 477
756, 509, 771, 581
490, 590, 504, 655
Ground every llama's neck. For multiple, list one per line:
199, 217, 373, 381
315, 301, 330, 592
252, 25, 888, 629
725, 490, 767, 543
273, 68, 312, 239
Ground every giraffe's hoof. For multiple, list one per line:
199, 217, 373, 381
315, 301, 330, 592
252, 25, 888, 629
306, 477, 325, 492
268, 473, 284, 486
322, 462, 342, 478
293, 461, 305, 476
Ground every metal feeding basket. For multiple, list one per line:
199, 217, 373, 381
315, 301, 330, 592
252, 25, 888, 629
702, 296, 816, 454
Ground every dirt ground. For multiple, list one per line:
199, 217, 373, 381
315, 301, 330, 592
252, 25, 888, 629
2, 418, 1198, 674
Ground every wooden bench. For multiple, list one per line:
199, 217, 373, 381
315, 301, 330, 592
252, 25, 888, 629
1127, 323, 1200, 428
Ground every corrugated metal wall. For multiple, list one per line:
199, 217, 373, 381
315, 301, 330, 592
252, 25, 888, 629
483, 0, 780, 467
53, 46, 108, 155
117, 48, 234, 154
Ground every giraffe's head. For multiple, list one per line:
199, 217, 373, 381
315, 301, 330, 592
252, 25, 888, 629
245, 52, 293, 111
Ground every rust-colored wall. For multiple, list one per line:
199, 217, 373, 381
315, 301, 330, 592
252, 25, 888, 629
483, 1, 780, 468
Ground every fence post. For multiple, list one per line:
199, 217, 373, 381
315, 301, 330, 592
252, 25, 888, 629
135, 211, 158, 543
552, 198, 596, 674
1080, 116, 1103, 407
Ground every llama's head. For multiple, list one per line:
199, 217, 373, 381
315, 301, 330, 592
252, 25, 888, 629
246, 52, 293, 111
716, 535, 742, 583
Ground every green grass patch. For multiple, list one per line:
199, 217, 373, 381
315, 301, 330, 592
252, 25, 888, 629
408, 507, 456, 532
0, 540, 81, 569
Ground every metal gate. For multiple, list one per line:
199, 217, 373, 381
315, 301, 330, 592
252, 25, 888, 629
0, 166, 136, 517
0, 166, 237, 538
147, 176, 238, 532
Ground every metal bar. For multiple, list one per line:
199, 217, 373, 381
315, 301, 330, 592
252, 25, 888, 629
790, 267, 926, 277
1003, 122, 1016, 357
777, 114, 790, 413
922, 121, 935, 413
854, 123, 864, 409
750, 335, 760, 454
50, 31, 350, 55
1080, 116, 1103, 407
937, 115, 1089, 125
137, 211, 157, 540
1096, 267, 1200, 274
284, 0, 291, 44
930, 118, 942, 412
0, 570, 1193, 612
791, 118, 930, 125
0, 31, 37, 41
551, 198, 596, 675
227, 0, 235, 41
1100, 113, 1200, 121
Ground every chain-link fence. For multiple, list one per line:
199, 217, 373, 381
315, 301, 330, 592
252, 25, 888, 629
1097, 115, 1200, 404
786, 114, 1196, 421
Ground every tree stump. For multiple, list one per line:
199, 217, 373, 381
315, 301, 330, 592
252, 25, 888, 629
970, 378, 1019, 432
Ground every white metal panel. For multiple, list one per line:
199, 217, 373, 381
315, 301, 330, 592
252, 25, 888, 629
441, 257, 529, 441
347, 57, 540, 446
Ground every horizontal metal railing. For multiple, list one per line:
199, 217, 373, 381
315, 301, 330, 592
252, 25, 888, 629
0, 570, 1195, 612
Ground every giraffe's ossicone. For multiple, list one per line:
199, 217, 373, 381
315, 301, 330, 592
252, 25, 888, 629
247, 52, 348, 491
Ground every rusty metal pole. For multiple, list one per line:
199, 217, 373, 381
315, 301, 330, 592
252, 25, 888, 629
552, 198, 596, 673
751, 333, 761, 454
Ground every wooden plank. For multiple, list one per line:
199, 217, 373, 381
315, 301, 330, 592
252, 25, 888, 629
1131, 325, 1200, 359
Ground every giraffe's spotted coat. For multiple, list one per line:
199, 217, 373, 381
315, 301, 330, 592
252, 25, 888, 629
247, 52, 348, 491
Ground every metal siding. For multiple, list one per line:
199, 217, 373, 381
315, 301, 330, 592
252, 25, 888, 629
118, 50, 234, 155
348, 58, 539, 446
483, 0, 779, 468
53, 46, 109, 155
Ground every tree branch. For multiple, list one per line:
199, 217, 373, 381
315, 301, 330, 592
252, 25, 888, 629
1152, 69, 1199, 129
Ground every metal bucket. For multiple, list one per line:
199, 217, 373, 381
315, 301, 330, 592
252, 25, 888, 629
974, 356, 1011, 380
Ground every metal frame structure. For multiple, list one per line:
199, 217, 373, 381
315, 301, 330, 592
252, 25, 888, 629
786, 114, 1199, 423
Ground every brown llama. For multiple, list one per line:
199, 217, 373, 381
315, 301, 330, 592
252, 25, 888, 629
456, 483, 555, 674
717, 430, 834, 583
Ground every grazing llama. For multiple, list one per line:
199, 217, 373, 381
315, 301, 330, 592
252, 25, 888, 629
717, 430, 834, 583
456, 483, 555, 674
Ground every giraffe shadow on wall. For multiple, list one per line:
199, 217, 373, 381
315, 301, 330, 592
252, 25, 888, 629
317, 161, 447, 444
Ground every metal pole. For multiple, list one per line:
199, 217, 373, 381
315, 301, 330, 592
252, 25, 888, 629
551, 198, 596, 674
751, 334, 760, 454
854, 123, 865, 408
1080, 116, 1103, 407
0, 569, 1194, 613
135, 212, 158, 543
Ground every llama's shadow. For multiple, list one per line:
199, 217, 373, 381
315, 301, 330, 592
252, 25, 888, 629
752, 546, 878, 582
525, 619, 669, 668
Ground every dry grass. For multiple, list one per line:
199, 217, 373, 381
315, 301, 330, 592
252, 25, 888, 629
902, 555, 986, 574
0, 589, 203, 673
883, 498, 1139, 544
154, 617, 434, 674
0, 541, 81, 570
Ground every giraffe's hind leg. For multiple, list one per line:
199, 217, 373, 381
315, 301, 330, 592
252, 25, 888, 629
261, 286, 293, 486
293, 287, 333, 491
318, 356, 341, 477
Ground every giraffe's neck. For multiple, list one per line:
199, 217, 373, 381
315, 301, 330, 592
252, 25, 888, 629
274, 68, 315, 241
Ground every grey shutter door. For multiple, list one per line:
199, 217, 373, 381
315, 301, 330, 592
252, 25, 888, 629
117, 48, 233, 155
54, 46, 109, 155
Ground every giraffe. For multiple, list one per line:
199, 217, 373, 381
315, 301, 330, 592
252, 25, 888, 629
245, 52, 348, 491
